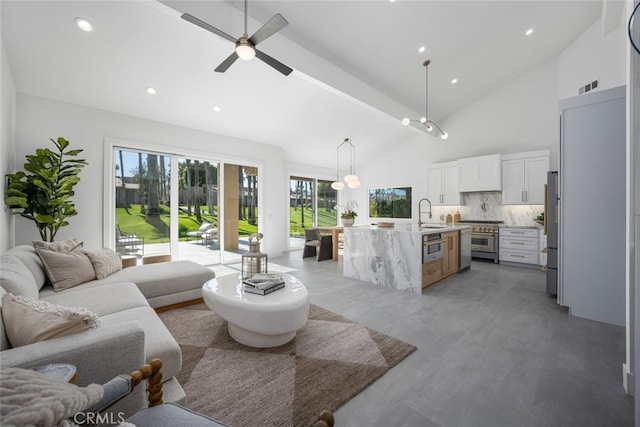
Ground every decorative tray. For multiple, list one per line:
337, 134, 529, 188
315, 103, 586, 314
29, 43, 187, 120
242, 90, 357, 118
377, 222, 395, 228
533, 219, 544, 226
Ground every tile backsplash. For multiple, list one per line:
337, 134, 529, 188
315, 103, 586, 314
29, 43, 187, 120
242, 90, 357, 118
431, 192, 543, 226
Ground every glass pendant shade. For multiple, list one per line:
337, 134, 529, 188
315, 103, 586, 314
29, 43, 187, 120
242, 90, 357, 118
331, 181, 345, 190
347, 180, 361, 189
401, 117, 410, 126
344, 174, 359, 183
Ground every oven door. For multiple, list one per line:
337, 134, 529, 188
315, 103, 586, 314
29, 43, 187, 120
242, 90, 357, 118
471, 233, 496, 253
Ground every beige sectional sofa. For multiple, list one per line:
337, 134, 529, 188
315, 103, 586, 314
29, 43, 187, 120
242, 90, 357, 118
0, 244, 216, 417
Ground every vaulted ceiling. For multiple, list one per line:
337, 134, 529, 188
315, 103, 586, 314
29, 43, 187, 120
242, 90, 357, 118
1, 0, 604, 168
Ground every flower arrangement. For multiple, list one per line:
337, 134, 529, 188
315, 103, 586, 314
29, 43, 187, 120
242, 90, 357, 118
340, 210, 358, 220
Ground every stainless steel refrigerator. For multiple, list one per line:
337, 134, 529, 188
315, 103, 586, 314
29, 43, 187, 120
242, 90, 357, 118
545, 171, 558, 297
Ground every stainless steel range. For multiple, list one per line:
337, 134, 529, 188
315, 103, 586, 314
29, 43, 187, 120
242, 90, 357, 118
457, 220, 503, 263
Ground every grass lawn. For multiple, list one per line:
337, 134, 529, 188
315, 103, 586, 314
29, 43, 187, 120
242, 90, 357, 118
115, 204, 337, 243
116, 204, 258, 244
289, 206, 337, 237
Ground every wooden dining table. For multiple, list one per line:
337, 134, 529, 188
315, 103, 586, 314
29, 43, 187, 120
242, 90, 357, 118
316, 226, 344, 261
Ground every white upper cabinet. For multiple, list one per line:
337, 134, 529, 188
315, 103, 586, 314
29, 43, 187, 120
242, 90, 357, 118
457, 154, 501, 192
501, 150, 550, 205
427, 161, 460, 206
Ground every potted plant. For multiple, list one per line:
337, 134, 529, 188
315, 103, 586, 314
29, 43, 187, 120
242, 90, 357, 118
341, 209, 357, 227
4, 137, 88, 242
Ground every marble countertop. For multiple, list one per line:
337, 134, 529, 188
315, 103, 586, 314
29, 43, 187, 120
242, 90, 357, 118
347, 223, 471, 235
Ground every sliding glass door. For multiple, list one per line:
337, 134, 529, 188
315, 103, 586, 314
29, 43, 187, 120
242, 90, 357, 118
114, 149, 171, 258
289, 176, 337, 249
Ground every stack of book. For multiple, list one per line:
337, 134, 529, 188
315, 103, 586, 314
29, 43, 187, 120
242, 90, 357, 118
242, 273, 285, 295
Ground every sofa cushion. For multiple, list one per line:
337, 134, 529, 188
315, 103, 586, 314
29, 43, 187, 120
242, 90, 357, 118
36, 248, 96, 291
82, 248, 122, 280
41, 281, 149, 316
7, 245, 47, 290
1, 293, 101, 348
101, 307, 182, 380
0, 254, 38, 300
93, 261, 215, 300
32, 237, 83, 253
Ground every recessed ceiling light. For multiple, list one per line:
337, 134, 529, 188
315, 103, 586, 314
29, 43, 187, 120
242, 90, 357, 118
212, 106, 221, 112
145, 87, 157, 95
74, 17, 94, 32
451, 78, 458, 84
418, 46, 426, 53
525, 28, 534, 36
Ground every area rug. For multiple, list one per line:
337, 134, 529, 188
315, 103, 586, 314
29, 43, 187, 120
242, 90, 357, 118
158, 303, 416, 427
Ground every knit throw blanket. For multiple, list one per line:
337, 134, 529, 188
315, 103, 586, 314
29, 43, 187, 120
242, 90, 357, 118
0, 367, 103, 426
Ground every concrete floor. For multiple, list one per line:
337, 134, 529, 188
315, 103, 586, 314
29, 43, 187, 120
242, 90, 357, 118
268, 251, 633, 427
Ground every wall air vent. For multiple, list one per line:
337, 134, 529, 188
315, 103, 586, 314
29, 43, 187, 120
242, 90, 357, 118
579, 80, 599, 95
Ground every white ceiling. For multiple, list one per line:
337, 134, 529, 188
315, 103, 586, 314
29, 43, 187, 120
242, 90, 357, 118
1, 0, 604, 169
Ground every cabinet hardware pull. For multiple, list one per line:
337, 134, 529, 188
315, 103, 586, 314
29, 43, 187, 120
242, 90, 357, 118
512, 242, 525, 245
511, 254, 525, 258
541, 266, 548, 272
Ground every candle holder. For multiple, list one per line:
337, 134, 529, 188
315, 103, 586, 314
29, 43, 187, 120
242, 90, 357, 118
241, 233, 268, 279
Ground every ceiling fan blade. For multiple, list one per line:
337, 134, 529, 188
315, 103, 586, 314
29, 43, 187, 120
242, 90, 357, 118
215, 51, 240, 73
249, 13, 288, 46
181, 13, 237, 44
255, 49, 293, 76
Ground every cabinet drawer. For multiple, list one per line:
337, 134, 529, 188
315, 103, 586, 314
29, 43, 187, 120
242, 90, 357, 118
499, 249, 539, 264
500, 236, 538, 251
422, 259, 443, 288
500, 228, 538, 238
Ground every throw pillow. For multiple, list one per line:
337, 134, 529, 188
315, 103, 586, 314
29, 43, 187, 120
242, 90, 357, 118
82, 248, 122, 280
0, 366, 103, 426
33, 237, 83, 253
35, 249, 96, 291
1, 293, 101, 348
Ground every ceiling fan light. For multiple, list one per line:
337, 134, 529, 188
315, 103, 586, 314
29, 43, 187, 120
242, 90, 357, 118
441, 132, 449, 140
331, 181, 344, 191
401, 118, 411, 126
426, 124, 433, 131
236, 44, 255, 60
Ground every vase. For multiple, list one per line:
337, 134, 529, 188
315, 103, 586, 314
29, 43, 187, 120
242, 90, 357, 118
342, 218, 354, 227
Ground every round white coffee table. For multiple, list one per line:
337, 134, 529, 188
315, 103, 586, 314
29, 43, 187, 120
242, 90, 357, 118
202, 273, 310, 348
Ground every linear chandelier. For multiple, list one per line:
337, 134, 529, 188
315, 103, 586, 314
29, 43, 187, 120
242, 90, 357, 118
402, 60, 448, 140
331, 138, 361, 190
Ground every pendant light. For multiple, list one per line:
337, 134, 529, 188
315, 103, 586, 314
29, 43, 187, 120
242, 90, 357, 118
402, 60, 448, 140
331, 138, 360, 190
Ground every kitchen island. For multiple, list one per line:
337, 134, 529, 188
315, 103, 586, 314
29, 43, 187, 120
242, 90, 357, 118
343, 224, 471, 294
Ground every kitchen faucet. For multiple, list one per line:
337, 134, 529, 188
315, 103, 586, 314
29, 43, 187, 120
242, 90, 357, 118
417, 198, 432, 227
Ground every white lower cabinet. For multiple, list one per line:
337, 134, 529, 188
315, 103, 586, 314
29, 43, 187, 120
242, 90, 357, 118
499, 228, 540, 266
539, 231, 547, 266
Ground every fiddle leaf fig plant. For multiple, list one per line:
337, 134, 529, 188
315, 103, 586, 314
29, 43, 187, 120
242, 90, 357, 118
4, 137, 88, 242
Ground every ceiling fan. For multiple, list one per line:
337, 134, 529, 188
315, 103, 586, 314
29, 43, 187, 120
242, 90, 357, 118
181, 0, 293, 76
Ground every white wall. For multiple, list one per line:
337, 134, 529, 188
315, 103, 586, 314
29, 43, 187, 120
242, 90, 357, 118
13, 94, 288, 257
0, 22, 16, 252
558, 14, 627, 100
